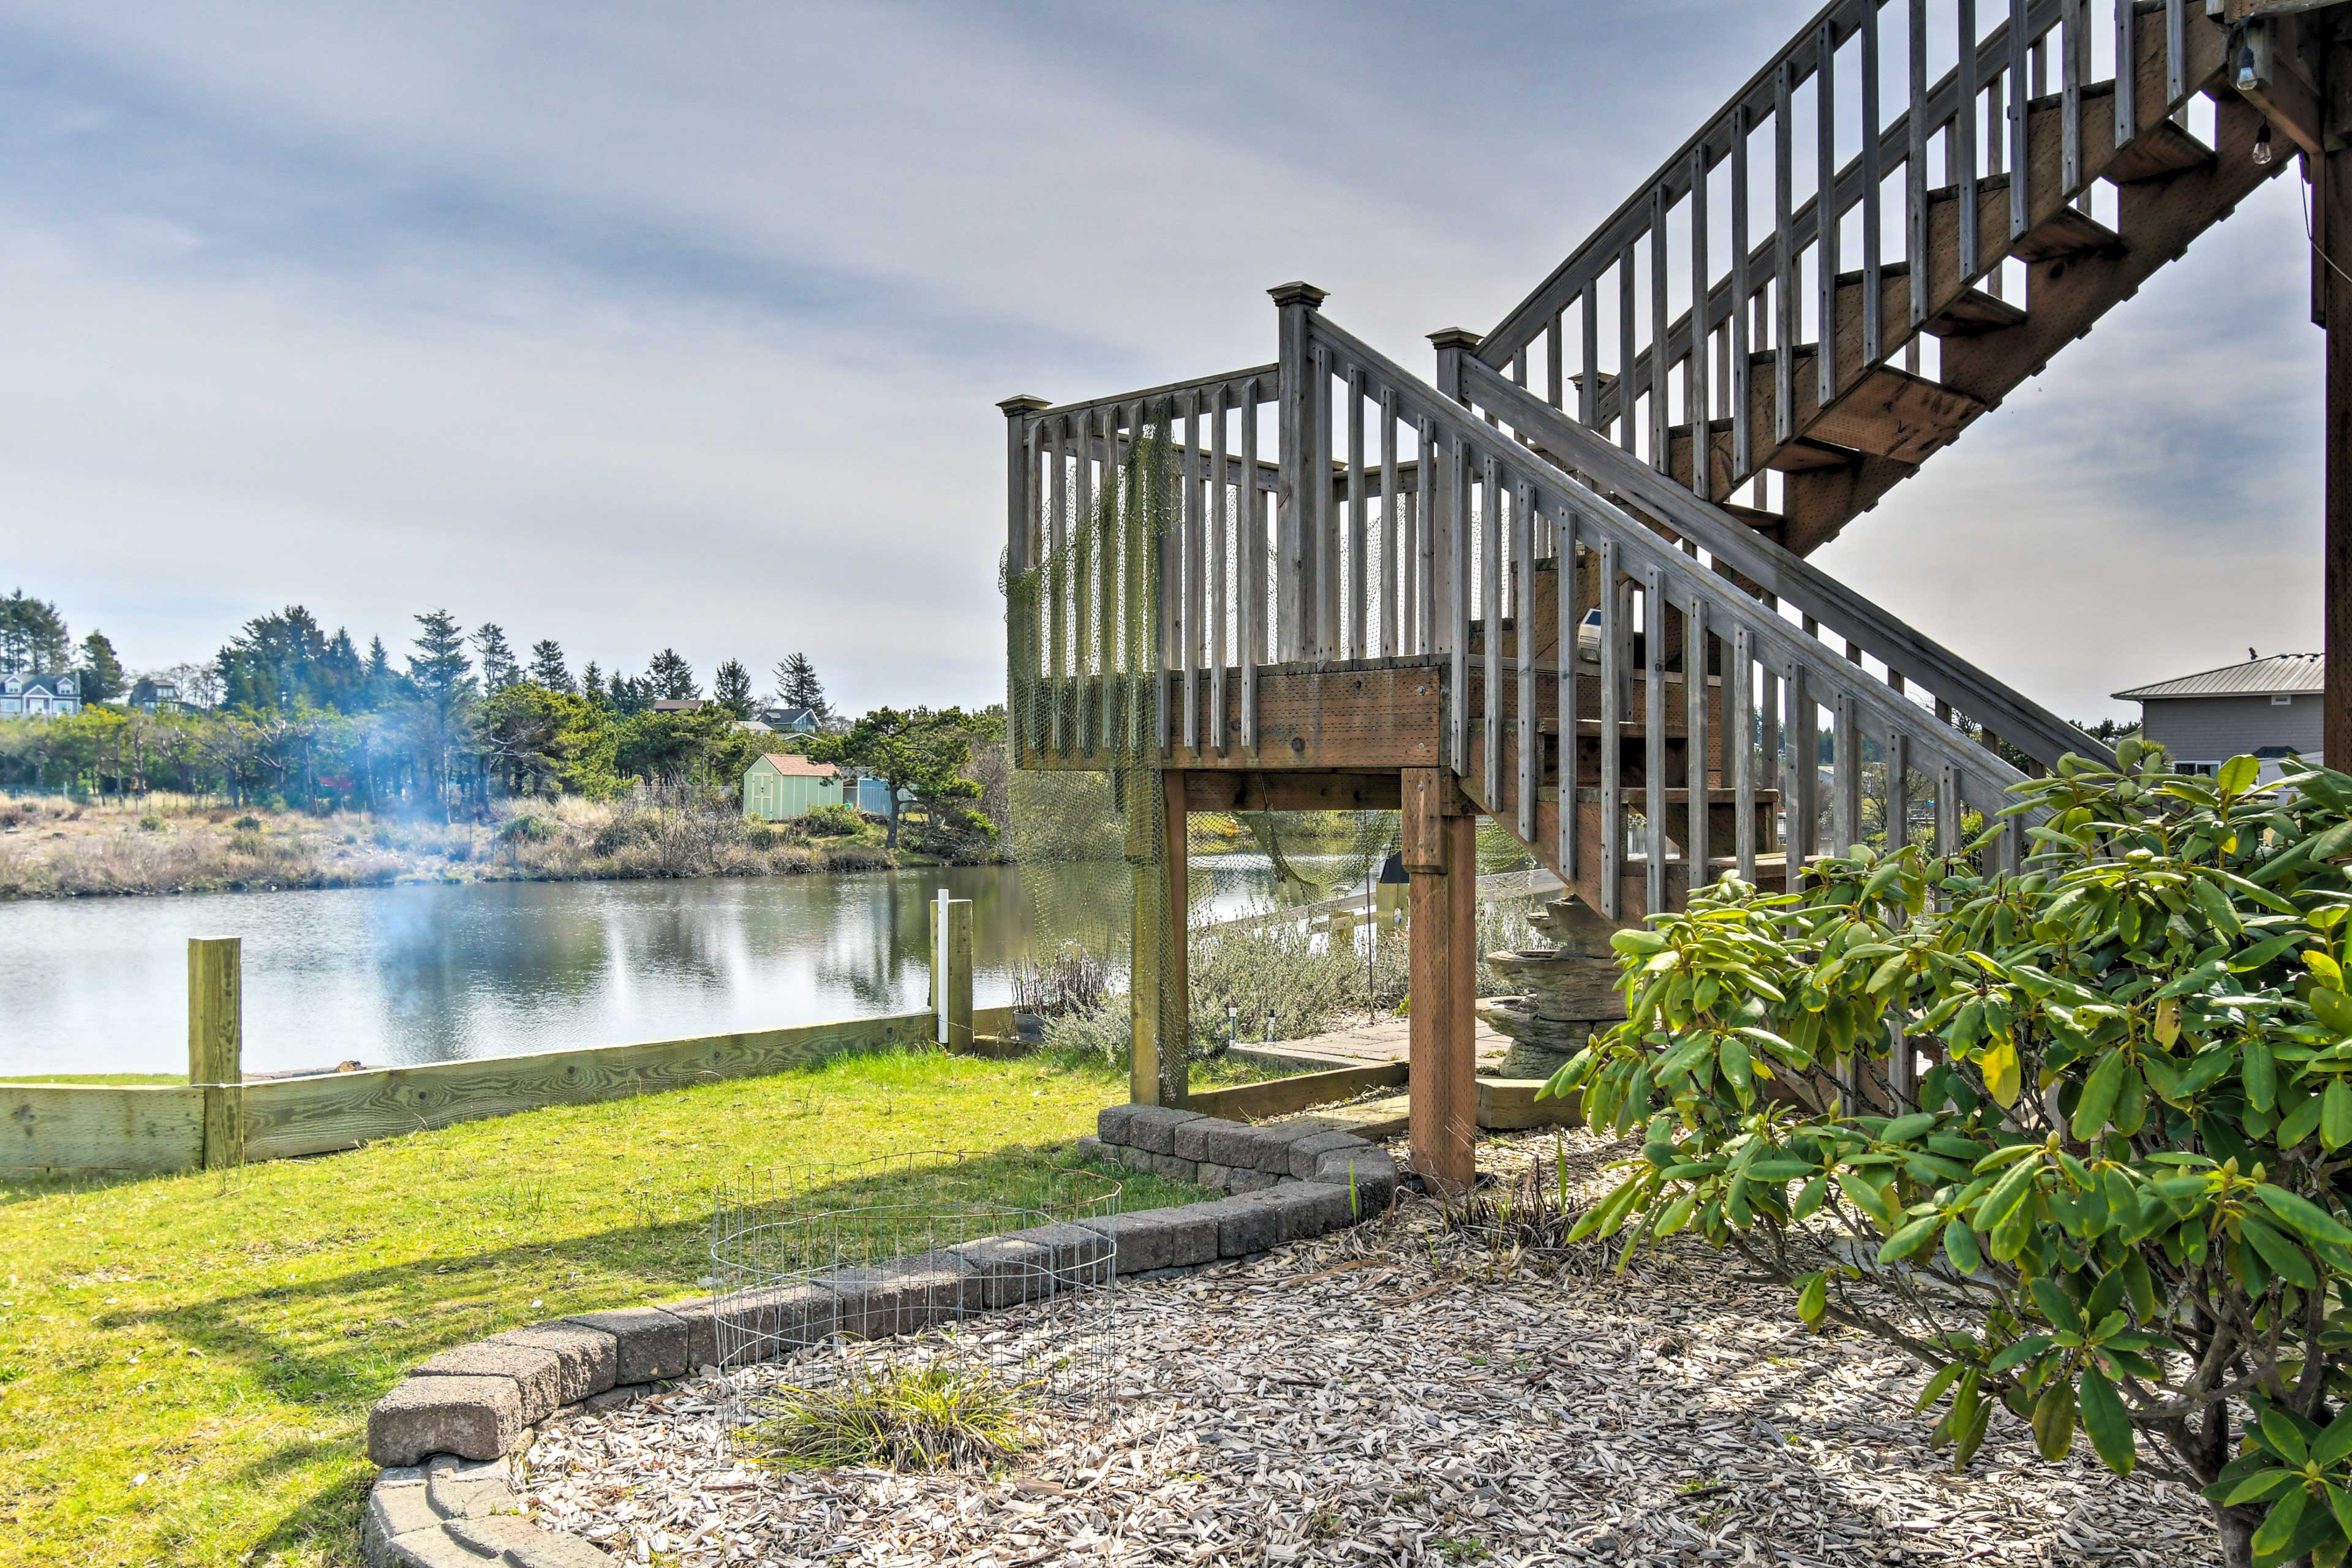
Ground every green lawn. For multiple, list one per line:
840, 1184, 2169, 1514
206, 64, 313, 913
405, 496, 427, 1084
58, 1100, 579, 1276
0, 1049, 1194, 1567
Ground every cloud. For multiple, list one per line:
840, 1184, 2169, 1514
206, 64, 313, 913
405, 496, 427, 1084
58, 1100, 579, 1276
0, 1, 2320, 723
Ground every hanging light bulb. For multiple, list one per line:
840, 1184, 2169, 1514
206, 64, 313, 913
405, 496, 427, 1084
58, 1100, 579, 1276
2253, 120, 2275, 168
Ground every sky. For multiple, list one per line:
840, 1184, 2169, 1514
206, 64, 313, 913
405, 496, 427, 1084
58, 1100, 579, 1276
0, 1, 2319, 722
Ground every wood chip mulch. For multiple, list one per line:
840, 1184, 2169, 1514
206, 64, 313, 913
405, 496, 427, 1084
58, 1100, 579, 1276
519, 1131, 2218, 1566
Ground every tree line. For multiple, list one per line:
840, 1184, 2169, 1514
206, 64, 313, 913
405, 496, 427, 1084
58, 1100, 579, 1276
0, 594, 999, 846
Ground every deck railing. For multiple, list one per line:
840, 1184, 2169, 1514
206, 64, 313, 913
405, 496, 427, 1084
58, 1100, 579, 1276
1474, 0, 2212, 524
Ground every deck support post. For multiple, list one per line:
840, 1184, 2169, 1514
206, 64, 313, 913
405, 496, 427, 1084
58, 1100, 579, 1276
1403, 768, 1476, 1194
1127, 769, 1189, 1107
2327, 124, 2352, 770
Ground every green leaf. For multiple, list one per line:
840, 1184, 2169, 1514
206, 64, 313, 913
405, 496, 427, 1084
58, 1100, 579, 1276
1988, 1334, 2055, 1373
2232, 932, 2307, 972
2241, 1215, 2321, 1291
1943, 1218, 1983, 1276
1795, 1272, 1828, 1326
2222, 1469, 2303, 1507
2263, 1408, 2315, 1468
2316, 986, 2352, 1036
2029, 1277, 2084, 1335
2218, 755, 2260, 799
1880, 1112, 1938, 1144
2031, 1376, 2076, 1461
1878, 1215, 1942, 1264
1980, 1037, 2022, 1109
2077, 1366, 2135, 1476
2071, 1049, 2127, 1139
2326, 1078, 2352, 1153
2310, 818, 2352, 863
2254, 1185, 2352, 1248
2245, 1039, 2280, 1114
1913, 1362, 1965, 1413
2315, 1408, 2352, 1469
2253, 1486, 2308, 1558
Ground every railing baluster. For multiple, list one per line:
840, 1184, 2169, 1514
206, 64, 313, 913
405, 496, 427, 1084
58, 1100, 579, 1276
2060, 0, 2082, 200
1580, 288, 1600, 434
1599, 536, 1623, 921
1644, 563, 1668, 914
1515, 478, 1538, 843
1864, 2, 1888, 362
1815, 21, 1839, 415
1417, 417, 1438, 655
1619, 251, 1638, 453
1450, 434, 1472, 769
1774, 61, 1796, 447
1348, 364, 1368, 660
2114, 0, 2136, 148
1314, 344, 1337, 660
1072, 409, 1095, 755
1685, 593, 1710, 898
1732, 620, 1757, 883
2008, 0, 2030, 241
1759, 593, 1782, 788
1688, 146, 1710, 497
1547, 313, 1564, 412
1787, 662, 1816, 892
1959, 0, 1981, 292
1834, 689, 1861, 856
2165, 0, 2185, 113
1182, 394, 1200, 752
1649, 190, 1669, 474
1210, 384, 1230, 753
1888, 725, 1911, 856
1380, 390, 1400, 660
1483, 455, 1505, 802
1241, 381, 1262, 750
1559, 508, 1583, 885
1049, 416, 1069, 756
1937, 758, 1961, 863
1905, 0, 1928, 336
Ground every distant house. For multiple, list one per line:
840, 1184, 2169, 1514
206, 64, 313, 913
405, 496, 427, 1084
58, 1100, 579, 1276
742, 752, 848, 821
755, 706, 823, 735
2113, 652, 2321, 780
129, 677, 181, 714
0, 673, 80, 719
650, 698, 708, 714
845, 774, 900, 816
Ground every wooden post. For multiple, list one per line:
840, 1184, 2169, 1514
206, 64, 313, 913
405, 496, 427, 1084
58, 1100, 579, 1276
2328, 137, 2352, 769
1403, 769, 1476, 1194
1271, 282, 1329, 665
187, 937, 243, 1170
931, 893, 973, 1051
1125, 769, 1189, 1106
1000, 395, 1048, 771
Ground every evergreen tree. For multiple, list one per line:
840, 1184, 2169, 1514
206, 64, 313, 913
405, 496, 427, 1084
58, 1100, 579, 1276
218, 606, 337, 712
1, 589, 71, 674
78, 630, 124, 704
472, 623, 521, 693
579, 660, 605, 707
363, 636, 398, 708
528, 639, 574, 693
712, 658, 753, 718
772, 652, 827, 716
646, 647, 698, 701
409, 610, 477, 820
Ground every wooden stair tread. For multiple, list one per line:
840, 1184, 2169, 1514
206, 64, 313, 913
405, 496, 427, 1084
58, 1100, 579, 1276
2106, 119, 2218, 184
1833, 263, 2027, 339
1925, 175, 2124, 263
1672, 412, 1858, 475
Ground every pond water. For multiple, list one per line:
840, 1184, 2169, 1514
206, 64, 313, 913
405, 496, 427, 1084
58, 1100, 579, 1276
0, 859, 1335, 1079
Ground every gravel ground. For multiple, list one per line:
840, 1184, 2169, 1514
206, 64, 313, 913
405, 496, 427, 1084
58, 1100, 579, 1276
521, 1131, 2220, 1567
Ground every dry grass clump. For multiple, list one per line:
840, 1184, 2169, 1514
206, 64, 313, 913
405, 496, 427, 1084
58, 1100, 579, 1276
746, 1363, 1036, 1474
491, 789, 892, 882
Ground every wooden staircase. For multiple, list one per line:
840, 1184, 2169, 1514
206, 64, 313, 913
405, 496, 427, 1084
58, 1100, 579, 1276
1474, 0, 2287, 557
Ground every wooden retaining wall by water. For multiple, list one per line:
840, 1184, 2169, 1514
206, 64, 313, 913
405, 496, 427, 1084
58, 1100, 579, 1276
4, 928, 1009, 1177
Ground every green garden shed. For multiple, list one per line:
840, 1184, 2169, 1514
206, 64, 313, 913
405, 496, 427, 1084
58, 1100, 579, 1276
742, 752, 846, 821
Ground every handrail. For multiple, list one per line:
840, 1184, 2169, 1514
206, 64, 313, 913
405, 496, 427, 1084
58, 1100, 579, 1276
1458, 354, 2113, 772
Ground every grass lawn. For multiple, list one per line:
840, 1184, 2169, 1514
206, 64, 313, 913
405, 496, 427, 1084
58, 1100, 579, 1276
0, 1048, 1198, 1567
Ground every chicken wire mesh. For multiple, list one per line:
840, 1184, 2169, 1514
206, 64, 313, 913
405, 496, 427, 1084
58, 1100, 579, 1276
707, 1152, 1124, 1469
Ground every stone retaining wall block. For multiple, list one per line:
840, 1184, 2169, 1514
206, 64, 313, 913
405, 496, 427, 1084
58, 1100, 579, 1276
561, 1306, 690, 1385
650, 1295, 721, 1370
445, 1512, 609, 1566
714, 1282, 839, 1359
1169, 1115, 1237, 1163
1265, 1180, 1357, 1240
1069, 1135, 1107, 1164
1001, 1221, 1115, 1287
367, 1375, 526, 1467
490, 1323, 617, 1404
1076, 1208, 1218, 1274
409, 1340, 566, 1427
1201, 1194, 1286, 1257
824, 1251, 981, 1338
1147, 1152, 1197, 1182
1312, 1147, 1399, 1210
1286, 1129, 1370, 1179
947, 1234, 1057, 1308
1118, 1104, 1209, 1155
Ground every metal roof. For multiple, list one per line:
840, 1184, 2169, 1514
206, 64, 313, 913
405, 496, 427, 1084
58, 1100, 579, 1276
2113, 653, 2324, 702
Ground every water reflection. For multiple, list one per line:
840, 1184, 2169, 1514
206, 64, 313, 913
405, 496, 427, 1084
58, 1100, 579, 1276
0, 861, 1300, 1080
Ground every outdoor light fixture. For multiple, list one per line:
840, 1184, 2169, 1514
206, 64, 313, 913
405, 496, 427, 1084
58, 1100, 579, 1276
1226, 1002, 1238, 1047
1265, 1008, 1276, 1047
2254, 120, 2275, 168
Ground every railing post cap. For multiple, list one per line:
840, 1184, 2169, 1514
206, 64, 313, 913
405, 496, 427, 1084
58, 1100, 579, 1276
1427, 327, 1483, 352
997, 394, 1050, 415
1267, 281, 1329, 309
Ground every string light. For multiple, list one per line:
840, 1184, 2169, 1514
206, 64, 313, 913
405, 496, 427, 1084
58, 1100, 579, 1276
2253, 120, 2274, 168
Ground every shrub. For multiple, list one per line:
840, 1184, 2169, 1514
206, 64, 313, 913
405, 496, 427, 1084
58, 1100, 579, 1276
747, 1363, 1031, 1472
799, 804, 864, 839
137, 814, 165, 832
227, 831, 265, 855
232, 815, 262, 831
1550, 746, 2352, 1567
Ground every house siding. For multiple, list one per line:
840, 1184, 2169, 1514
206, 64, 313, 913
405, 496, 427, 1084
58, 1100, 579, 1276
742, 758, 846, 821
2140, 695, 2324, 766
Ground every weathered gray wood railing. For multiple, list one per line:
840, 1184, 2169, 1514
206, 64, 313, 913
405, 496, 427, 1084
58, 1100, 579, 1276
1474, 0, 2215, 539
1002, 282, 2106, 915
